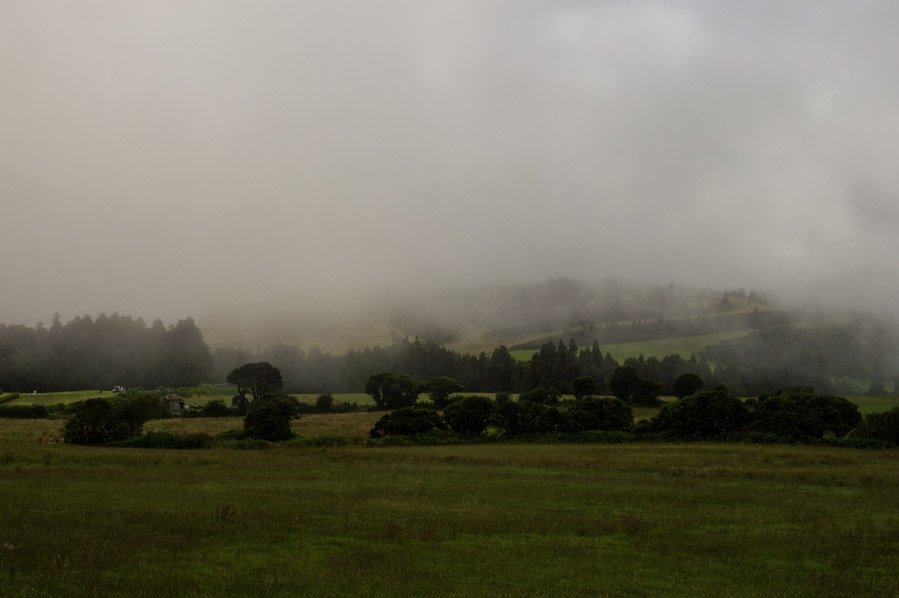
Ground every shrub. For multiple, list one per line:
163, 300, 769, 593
496, 400, 556, 435
243, 395, 299, 442
570, 376, 598, 399
369, 408, 447, 438
315, 393, 335, 412
443, 396, 496, 436
609, 367, 662, 406
216, 429, 248, 441
425, 376, 466, 408
332, 401, 361, 413
109, 432, 213, 449
231, 438, 276, 450
494, 391, 513, 405
0, 404, 50, 419
199, 399, 234, 417
519, 387, 558, 405
63, 399, 119, 445
632, 378, 663, 406
294, 402, 316, 414
113, 392, 170, 434
560, 397, 633, 433
863, 407, 899, 444
365, 373, 423, 410
747, 392, 861, 441
63, 394, 168, 445
644, 389, 748, 439
672, 372, 704, 399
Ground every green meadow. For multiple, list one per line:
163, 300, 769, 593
4, 390, 108, 406
0, 438, 896, 598
510, 330, 752, 362
1, 390, 897, 596
847, 394, 899, 414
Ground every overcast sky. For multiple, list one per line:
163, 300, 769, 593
2, 1, 898, 325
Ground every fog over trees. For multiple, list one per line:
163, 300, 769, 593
2, 2, 899, 328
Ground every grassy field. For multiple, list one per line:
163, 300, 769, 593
846, 395, 899, 414
0, 439, 896, 597
6, 390, 108, 406
510, 330, 752, 362
5, 390, 238, 407
9, 391, 378, 408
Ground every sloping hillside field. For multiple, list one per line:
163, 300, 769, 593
0, 439, 896, 597
509, 330, 753, 362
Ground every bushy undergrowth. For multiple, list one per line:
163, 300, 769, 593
365, 388, 894, 449
243, 395, 300, 441
107, 432, 213, 449
637, 389, 748, 439
0, 404, 50, 419
369, 408, 446, 438
862, 407, 899, 444
746, 392, 861, 440
63, 393, 171, 445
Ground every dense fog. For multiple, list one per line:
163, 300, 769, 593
3, 1, 898, 326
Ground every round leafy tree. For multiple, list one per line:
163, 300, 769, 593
443, 395, 496, 436
672, 373, 704, 399
646, 389, 748, 439
561, 396, 633, 432
200, 399, 232, 417
365, 373, 423, 410
243, 395, 299, 442
748, 392, 861, 440
425, 376, 466, 408
227, 362, 284, 414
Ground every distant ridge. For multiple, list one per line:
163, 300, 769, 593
198, 278, 783, 355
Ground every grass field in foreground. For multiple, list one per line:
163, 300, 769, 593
510, 330, 752, 362
0, 441, 896, 598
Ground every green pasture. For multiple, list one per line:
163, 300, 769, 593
6, 390, 107, 406
509, 330, 752, 362
10, 392, 378, 408
0, 439, 896, 598
846, 395, 899, 414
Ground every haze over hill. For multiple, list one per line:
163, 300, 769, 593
3, 2, 899, 327
197, 277, 782, 354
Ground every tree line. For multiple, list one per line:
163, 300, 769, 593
0, 313, 211, 392
211, 337, 719, 396
368, 388, 899, 448
1, 310, 895, 397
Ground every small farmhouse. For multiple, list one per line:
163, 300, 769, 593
164, 397, 185, 412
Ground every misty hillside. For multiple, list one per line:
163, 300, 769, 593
198, 277, 783, 354
194, 276, 899, 395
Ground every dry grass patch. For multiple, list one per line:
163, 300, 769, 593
292, 412, 382, 441
0, 418, 63, 443
145, 417, 242, 436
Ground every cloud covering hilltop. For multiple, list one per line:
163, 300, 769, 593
2, 1, 898, 325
